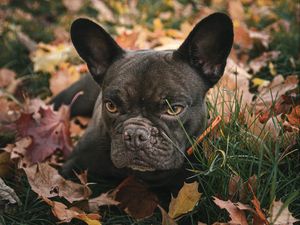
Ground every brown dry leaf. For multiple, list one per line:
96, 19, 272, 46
49, 63, 81, 96
249, 51, 280, 73
43, 197, 102, 224
62, 0, 84, 12
0, 68, 15, 88
12, 103, 72, 163
91, 0, 115, 23
254, 75, 299, 113
233, 22, 253, 50
70, 116, 89, 138
0, 178, 21, 205
24, 163, 91, 203
88, 192, 119, 212
0, 97, 20, 125
0, 68, 23, 94
115, 31, 139, 50
168, 182, 201, 219
213, 197, 249, 225
207, 59, 253, 123
112, 176, 158, 219
258, 94, 293, 124
287, 105, 300, 127
3, 137, 32, 168
269, 200, 299, 225
158, 205, 178, 225
227, 0, 245, 22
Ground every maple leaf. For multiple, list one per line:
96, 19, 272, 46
111, 176, 158, 219
12, 103, 72, 163
269, 200, 299, 225
30, 43, 74, 73
213, 197, 250, 225
23, 163, 91, 203
168, 182, 201, 219
42, 197, 102, 225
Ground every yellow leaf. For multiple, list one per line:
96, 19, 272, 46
168, 182, 201, 219
76, 214, 102, 225
31, 43, 73, 73
252, 78, 270, 88
269, 62, 277, 76
153, 18, 163, 32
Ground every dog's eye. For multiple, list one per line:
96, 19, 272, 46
105, 101, 118, 113
166, 105, 184, 116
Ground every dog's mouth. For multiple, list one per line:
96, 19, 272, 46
127, 164, 156, 172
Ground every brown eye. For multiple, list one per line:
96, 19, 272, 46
105, 101, 118, 113
166, 105, 184, 116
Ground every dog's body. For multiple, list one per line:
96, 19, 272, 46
53, 13, 233, 187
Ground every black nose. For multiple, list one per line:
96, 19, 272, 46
123, 126, 150, 148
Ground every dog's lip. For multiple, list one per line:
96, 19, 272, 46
127, 164, 156, 172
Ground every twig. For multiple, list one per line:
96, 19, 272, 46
187, 115, 222, 155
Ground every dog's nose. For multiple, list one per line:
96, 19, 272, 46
123, 126, 150, 148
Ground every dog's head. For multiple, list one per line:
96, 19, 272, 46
70, 13, 233, 173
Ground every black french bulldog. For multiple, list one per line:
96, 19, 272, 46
53, 12, 233, 187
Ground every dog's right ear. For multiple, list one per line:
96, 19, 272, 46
71, 18, 124, 84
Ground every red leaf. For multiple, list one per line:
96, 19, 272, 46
112, 176, 158, 219
12, 101, 72, 163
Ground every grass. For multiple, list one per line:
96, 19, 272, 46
1, 90, 299, 225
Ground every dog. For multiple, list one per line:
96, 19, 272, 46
52, 12, 233, 187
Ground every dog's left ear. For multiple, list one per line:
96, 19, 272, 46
174, 13, 233, 87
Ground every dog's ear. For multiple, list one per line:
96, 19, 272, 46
71, 18, 124, 84
174, 13, 233, 87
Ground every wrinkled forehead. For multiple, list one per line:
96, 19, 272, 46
102, 51, 206, 103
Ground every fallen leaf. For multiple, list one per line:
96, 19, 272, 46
11, 103, 72, 163
158, 205, 178, 225
0, 68, 15, 88
213, 197, 249, 225
287, 105, 300, 127
43, 197, 101, 224
254, 75, 298, 113
115, 30, 139, 50
24, 163, 91, 203
62, 0, 84, 12
112, 176, 158, 219
3, 137, 32, 168
0, 97, 20, 125
269, 200, 299, 225
30, 43, 74, 73
70, 116, 89, 138
0, 178, 21, 205
0, 68, 23, 94
249, 51, 280, 73
207, 59, 253, 123
168, 182, 201, 219
49, 63, 81, 96
88, 192, 119, 212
